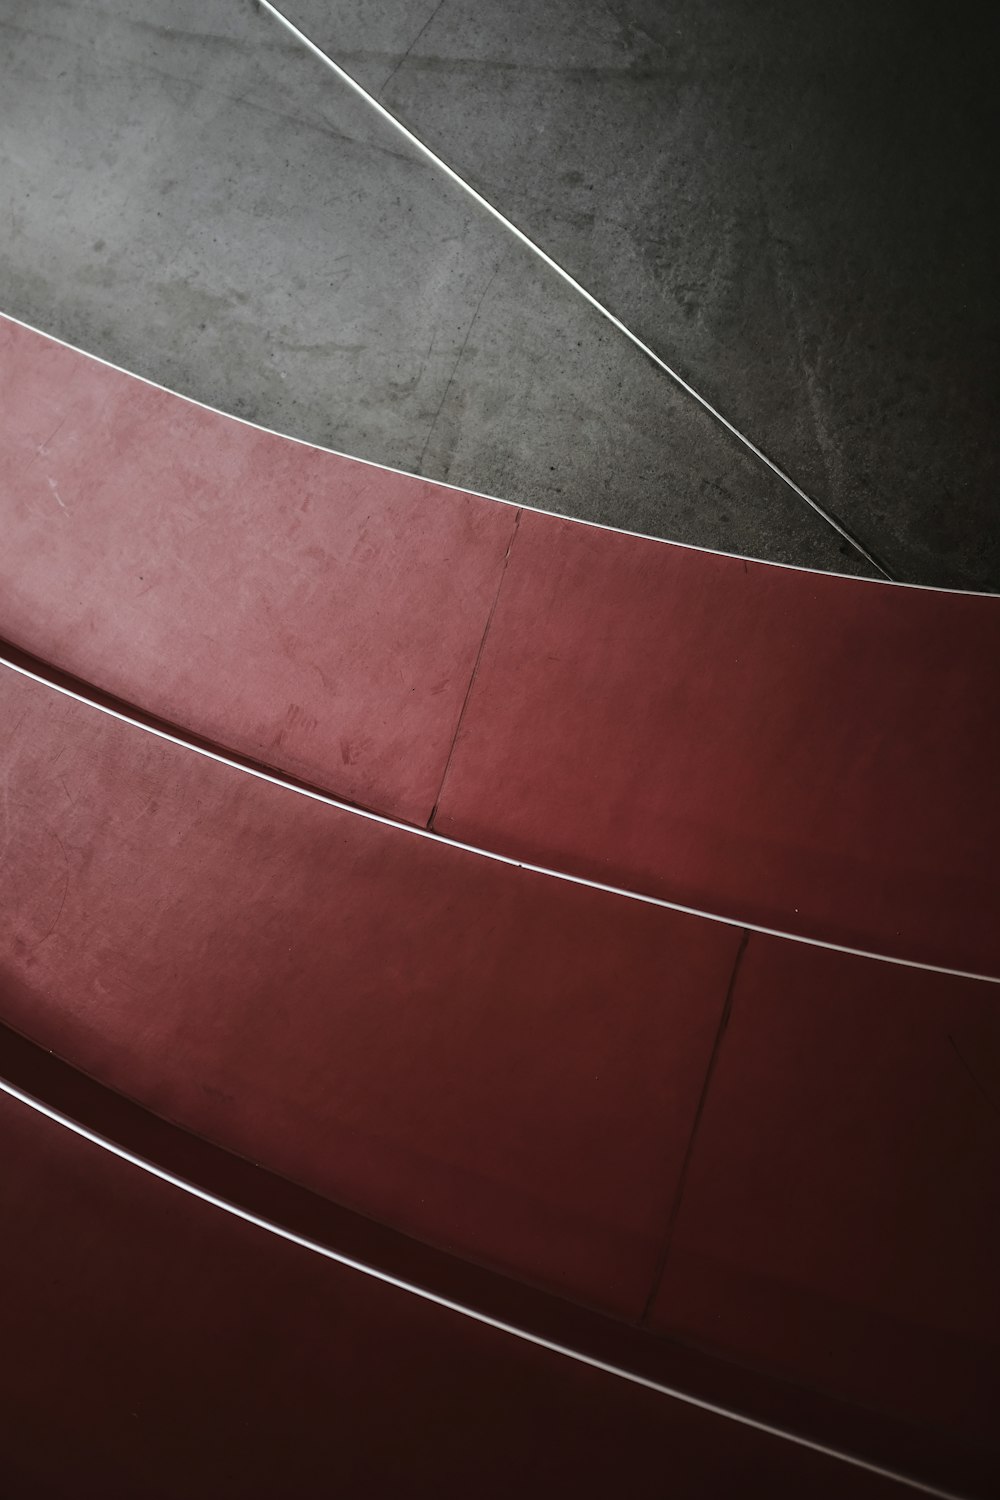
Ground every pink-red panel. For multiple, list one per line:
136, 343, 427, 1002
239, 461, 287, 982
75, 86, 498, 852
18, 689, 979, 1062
4, 318, 998, 973
0, 1089, 919, 1499
0, 315, 515, 825
649, 933, 1000, 1442
434, 509, 1000, 974
0, 665, 740, 1319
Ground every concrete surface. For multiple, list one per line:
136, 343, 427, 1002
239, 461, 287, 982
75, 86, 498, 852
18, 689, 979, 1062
0, 0, 995, 586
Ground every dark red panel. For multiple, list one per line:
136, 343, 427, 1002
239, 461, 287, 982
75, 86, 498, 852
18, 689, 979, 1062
4, 318, 998, 972
0, 1090, 919, 1499
649, 934, 1000, 1442
0, 665, 740, 1319
3, 1023, 991, 1500
0, 315, 515, 825
434, 509, 1000, 974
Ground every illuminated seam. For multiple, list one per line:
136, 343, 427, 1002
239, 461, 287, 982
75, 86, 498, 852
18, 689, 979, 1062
2, 649, 996, 986
8, 306, 999, 596
254, 0, 893, 579
0, 1075, 969, 1500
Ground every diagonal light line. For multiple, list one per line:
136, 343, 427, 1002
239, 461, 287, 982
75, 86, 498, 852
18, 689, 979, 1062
2, 646, 997, 985
0, 1074, 971, 1499
16, 307, 993, 594
254, 0, 894, 580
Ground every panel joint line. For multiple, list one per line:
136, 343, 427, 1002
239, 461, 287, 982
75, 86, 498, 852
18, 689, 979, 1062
255, 0, 895, 580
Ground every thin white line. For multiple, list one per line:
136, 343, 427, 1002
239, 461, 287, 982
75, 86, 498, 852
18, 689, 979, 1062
4, 308, 997, 598
3, 650, 996, 985
0, 1074, 970, 1500
254, 0, 893, 580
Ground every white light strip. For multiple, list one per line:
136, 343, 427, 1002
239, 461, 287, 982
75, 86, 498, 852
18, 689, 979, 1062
3, 649, 996, 985
6, 307, 998, 597
254, 0, 892, 579
0, 1074, 968, 1499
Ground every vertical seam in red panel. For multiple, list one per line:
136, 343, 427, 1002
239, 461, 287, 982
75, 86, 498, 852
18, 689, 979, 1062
639, 928, 751, 1326
427, 509, 522, 830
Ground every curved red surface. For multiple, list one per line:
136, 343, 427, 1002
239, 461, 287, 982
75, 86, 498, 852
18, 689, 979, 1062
4, 1072, 951, 1500
433, 513, 1000, 977
651, 935, 1000, 1443
0, 665, 738, 1320
3, 315, 999, 974
2, 661, 998, 1464
3, 312, 1000, 1491
0, 317, 514, 826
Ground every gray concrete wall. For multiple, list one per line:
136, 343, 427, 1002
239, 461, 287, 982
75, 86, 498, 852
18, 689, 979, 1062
1, 0, 995, 586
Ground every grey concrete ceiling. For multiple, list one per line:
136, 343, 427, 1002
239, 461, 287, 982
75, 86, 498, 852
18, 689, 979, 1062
1, 0, 995, 586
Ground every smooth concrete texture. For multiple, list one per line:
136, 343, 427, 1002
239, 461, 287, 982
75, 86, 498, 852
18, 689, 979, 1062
289, 0, 1000, 589
9, 0, 975, 580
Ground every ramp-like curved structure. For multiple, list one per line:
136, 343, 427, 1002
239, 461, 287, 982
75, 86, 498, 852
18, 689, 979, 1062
2, 1037, 965, 1500
1, 315, 998, 1497
2, 315, 997, 975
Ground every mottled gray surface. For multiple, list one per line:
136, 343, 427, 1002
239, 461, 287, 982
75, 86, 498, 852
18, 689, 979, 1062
1, 0, 995, 584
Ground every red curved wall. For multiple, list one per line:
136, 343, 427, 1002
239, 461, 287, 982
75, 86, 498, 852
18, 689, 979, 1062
2, 662, 997, 1461
3, 314, 999, 974
3, 1071, 942, 1500
2, 315, 999, 1494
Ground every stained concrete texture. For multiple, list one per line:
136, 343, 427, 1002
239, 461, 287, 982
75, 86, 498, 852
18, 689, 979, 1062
287, 0, 1000, 590
0, 0, 995, 586
0, 0, 860, 576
